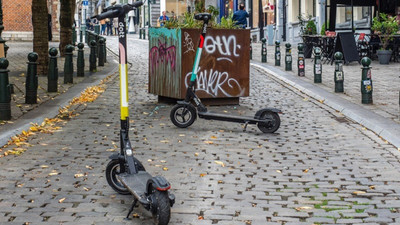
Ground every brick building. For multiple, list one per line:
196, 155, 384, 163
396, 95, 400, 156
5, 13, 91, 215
3, 0, 61, 41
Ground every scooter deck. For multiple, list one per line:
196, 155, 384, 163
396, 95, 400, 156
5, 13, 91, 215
198, 111, 260, 124
118, 171, 152, 200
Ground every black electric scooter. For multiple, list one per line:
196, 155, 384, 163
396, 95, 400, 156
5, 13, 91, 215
170, 13, 281, 133
93, 3, 175, 224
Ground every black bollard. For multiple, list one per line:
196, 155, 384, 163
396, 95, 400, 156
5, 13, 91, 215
297, 43, 305, 77
0, 58, 11, 120
103, 38, 107, 63
72, 26, 77, 46
48, 48, 59, 93
98, 38, 105, 67
89, 40, 97, 72
25, 52, 39, 104
80, 29, 83, 43
361, 57, 373, 104
64, 44, 74, 84
334, 52, 344, 93
77, 43, 85, 77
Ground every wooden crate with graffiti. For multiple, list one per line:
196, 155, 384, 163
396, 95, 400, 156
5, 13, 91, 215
149, 28, 250, 101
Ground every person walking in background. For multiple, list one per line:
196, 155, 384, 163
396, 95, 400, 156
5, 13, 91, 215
100, 19, 106, 35
48, 13, 52, 41
158, 11, 169, 27
106, 18, 112, 35
232, 3, 249, 29
113, 17, 118, 36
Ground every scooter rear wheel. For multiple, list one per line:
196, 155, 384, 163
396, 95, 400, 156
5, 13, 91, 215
257, 111, 280, 133
152, 190, 171, 225
170, 104, 197, 128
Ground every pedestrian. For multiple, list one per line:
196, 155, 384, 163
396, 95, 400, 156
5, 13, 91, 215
48, 13, 52, 41
232, 3, 249, 29
113, 17, 118, 36
106, 18, 112, 35
100, 19, 106, 35
158, 11, 169, 27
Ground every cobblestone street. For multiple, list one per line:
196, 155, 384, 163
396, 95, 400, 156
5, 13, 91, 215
0, 35, 399, 225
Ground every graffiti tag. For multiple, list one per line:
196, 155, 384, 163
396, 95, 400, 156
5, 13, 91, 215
185, 67, 244, 97
204, 35, 241, 61
149, 40, 176, 73
183, 32, 195, 54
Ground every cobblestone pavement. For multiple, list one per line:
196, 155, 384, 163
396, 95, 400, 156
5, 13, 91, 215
251, 43, 400, 124
0, 35, 399, 225
1, 41, 111, 125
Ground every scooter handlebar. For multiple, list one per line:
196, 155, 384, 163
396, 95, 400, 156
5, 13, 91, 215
92, 9, 120, 20
91, 1, 143, 20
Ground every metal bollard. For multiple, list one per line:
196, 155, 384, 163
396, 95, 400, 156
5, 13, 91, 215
77, 43, 85, 77
72, 26, 77, 46
143, 28, 146, 40
250, 38, 252, 60
139, 28, 143, 39
94, 24, 100, 35
80, 29, 83, 43
85, 30, 89, 44
98, 38, 105, 67
261, 38, 267, 63
103, 38, 107, 63
64, 44, 74, 84
361, 57, 373, 104
314, 47, 322, 83
25, 52, 39, 104
334, 52, 344, 93
48, 48, 59, 93
89, 40, 97, 72
297, 43, 305, 76
275, 41, 280, 66
0, 58, 11, 120
285, 43, 292, 71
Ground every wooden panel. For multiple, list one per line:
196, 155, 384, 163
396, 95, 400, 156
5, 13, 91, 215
180, 29, 250, 99
148, 28, 182, 98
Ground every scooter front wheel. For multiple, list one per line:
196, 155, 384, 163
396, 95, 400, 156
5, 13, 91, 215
152, 190, 171, 225
170, 104, 197, 128
105, 160, 131, 195
257, 111, 280, 133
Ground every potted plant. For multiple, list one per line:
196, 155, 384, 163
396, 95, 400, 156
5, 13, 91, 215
299, 15, 317, 58
371, 13, 399, 64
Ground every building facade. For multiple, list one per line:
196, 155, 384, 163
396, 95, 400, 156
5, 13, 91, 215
3, 0, 61, 41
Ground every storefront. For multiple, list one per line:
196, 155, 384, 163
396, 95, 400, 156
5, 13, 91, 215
326, 0, 400, 31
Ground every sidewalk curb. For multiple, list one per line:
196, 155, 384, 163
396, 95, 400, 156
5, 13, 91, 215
251, 61, 400, 149
0, 56, 119, 147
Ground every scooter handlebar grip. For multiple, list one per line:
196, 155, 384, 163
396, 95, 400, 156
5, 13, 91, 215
128, 1, 143, 8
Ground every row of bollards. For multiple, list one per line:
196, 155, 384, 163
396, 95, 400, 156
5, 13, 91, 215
0, 37, 109, 120
257, 40, 373, 104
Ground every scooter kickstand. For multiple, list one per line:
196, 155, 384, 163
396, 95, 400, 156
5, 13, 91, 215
243, 121, 249, 132
125, 199, 138, 220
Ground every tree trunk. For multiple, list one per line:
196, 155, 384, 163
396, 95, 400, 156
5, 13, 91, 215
32, 0, 49, 75
59, 0, 74, 56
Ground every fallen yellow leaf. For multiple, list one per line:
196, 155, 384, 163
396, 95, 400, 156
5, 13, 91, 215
58, 198, 66, 203
215, 161, 225, 167
353, 191, 366, 195
199, 173, 206, 177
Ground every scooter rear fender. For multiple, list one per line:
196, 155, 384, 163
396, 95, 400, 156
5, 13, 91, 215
147, 176, 171, 192
254, 108, 282, 119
